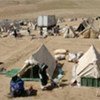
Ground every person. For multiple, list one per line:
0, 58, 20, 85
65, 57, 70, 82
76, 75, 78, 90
39, 27, 43, 36
54, 25, 60, 36
63, 25, 70, 38
38, 63, 49, 90
10, 75, 25, 97
13, 26, 18, 38
27, 27, 31, 35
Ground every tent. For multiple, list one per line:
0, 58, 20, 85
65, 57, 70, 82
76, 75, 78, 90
18, 44, 56, 79
37, 15, 57, 27
63, 26, 76, 38
0, 19, 13, 32
79, 27, 99, 38
72, 45, 100, 87
76, 20, 88, 32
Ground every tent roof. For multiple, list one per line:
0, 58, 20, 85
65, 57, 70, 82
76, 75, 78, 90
76, 45, 100, 78
31, 44, 56, 77
18, 44, 56, 78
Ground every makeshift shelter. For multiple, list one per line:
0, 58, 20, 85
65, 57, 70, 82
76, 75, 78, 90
63, 26, 76, 38
0, 19, 13, 32
72, 45, 100, 87
79, 27, 99, 38
37, 15, 57, 28
76, 20, 88, 32
18, 44, 56, 80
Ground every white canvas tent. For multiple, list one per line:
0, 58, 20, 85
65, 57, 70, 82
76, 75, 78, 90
62, 26, 76, 38
18, 44, 56, 78
72, 45, 100, 86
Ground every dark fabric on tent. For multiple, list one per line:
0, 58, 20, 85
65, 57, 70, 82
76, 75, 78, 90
21, 65, 40, 78
5, 68, 40, 81
76, 23, 85, 32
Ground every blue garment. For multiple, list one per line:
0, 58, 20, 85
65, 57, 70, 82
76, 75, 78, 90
10, 78, 24, 92
10, 77, 24, 97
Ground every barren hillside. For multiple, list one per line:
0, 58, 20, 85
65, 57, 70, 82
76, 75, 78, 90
0, 0, 100, 19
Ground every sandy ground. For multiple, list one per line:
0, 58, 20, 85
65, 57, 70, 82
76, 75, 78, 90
0, 0, 100, 19
0, 0, 100, 100
0, 33, 100, 100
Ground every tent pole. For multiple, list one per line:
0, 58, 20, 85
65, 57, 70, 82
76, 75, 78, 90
96, 78, 98, 97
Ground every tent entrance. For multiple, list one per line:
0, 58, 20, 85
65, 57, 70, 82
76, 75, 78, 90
81, 77, 100, 87
21, 65, 39, 79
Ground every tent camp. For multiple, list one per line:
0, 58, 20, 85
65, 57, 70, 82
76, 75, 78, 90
18, 44, 56, 80
72, 45, 100, 87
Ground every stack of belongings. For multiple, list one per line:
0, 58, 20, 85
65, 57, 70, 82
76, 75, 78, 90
67, 51, 83, 63
54, 49, 68, 60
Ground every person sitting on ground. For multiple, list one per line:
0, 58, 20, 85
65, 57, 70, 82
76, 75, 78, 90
38, 63, 49, 90
9, 75, 25, 97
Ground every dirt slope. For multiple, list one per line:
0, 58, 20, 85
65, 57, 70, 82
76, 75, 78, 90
0, 0, 100, 19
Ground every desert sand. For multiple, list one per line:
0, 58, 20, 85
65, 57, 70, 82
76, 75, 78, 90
0, 0, 100, 100
0, 35, 100, 100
